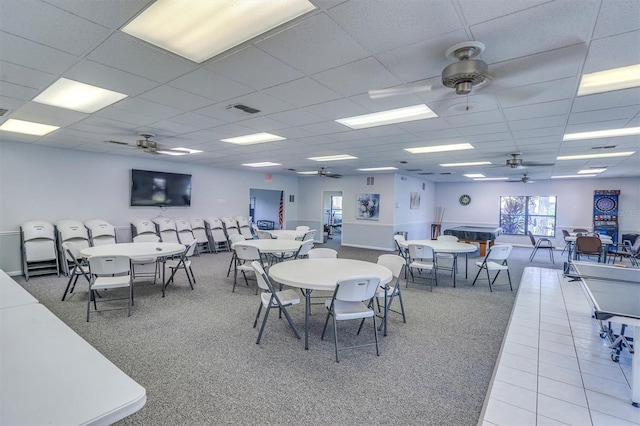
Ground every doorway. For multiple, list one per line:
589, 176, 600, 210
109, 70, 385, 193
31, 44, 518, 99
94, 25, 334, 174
249, 188, 283, 230
322, 191, 342, 246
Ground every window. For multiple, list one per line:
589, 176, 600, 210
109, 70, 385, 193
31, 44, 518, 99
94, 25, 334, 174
500, 196, 556, 237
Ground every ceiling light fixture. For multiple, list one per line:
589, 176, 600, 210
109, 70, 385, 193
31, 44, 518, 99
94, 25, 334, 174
551, 174, 597, 179
297, 171, 318, 175
357, 167, 398, 171
440, 161, 491, 167
242, 162, 282, 167
557, 152, 635, 160
121, 0, 316, 63
577, 64, 640, 96
221, 132, 285, 145
308, 154, 357, 162
405, 143, 474, 154
0, 118, 59, 136
157, 147, 203, 156
33, 78, 127, 113
578, 168, 606, 174
335, 104, 437, 129
464, 173, 485, 178
563, 126, 640, 141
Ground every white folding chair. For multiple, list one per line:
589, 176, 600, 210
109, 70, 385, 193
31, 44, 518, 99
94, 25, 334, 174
472, 245, 513, 292
189, 218, 211, 253
86, 255, 133, 322
205, 217, 230, 253
251, 261, 301, 345
372, 254, 407, 336
131, 234, 161, 283
307, 248, 338, 259
221, 216, 240, 241
20, 220, 59, 281
407, 243, 437, 291
55, 220, 90, 276
232, 243, 264, 293
84, 219, 117, 246
61, 242, 91, 301
321, 276, 381, 362
175, 219, 197, 245
153, 218, 179, 243
235, 216, 253, 239
130, 219, 158, 239
295, 226, 310, 232
162, 240, 197, 297
226, 234, 247, 278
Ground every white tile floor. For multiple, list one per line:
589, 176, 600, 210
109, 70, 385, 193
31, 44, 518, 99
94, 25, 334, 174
480, 267, 639, 426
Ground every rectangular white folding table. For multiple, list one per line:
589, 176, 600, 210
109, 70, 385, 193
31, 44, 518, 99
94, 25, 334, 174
1, 303, 146, 425
0, 269, 38, 309
572, 261, 640, 407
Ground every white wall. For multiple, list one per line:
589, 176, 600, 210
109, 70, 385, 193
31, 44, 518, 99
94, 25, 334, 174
435, 178, 640, 248
393, 174, 436, 241
0, 141, 299, 272
250, 188, 281, 227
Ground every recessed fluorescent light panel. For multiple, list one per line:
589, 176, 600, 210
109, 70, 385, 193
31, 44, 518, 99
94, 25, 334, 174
578, 168, 606, 174
357, 167, 398, 171
242, 162, 282, 167
473, 177, 509, 181
33, 78, 127, 113
557, 152, 635, 160
221, 132, 285, 145
563, 126, 640, 141
157, 147, 203, 156
121, 0, 316, 63
551, 175, 597, 179
577, 64, 640, 96
440, 161, 491, 167
464, 174, 485, 178
297, 171, 318, 175
335, 104, 437, 129
308, 154, 357, 162
405, 143, 474, 154
0, 119, 59, 136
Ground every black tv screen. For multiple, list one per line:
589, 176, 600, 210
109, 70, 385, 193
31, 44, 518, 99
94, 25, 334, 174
130, 169, 191, 207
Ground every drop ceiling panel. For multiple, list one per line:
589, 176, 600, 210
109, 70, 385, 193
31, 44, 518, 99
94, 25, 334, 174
582, 30, 640, 73
207, 46, 303, 90
168, 68, 254, 102
45, 0, 153, 30
63, 60, 158, 97
267, 109, 325, 127
138, 85, 214, 111
304, 98, 368, 120
235, 116, 290, 132
13, 102, 88, 127
457, 0, 550, 26
444, 110, 506, 128
0, 82, 40, 101
511, 126, 563, 139
0, 61, 56, 91
456, 122, 510, 136
256, 13, 369, 75
496, 77, 577, 109
264, 77, 341, 108
94, 107, 158, 126
471, 2, 598, 64
567, 106, 640, 125
1, 0, 109, 55
168, 112, 226, 129
508, 115, 568, 131
0, 31, 77, 74
111, 98, 184, 121
328, 0, 461, 54
571, 88, 640, 113
312, 57, 402, 97
564, 119, 633, 134
592, 0, 640, 39
502, 100, 571, 121
86, 33, 196, 83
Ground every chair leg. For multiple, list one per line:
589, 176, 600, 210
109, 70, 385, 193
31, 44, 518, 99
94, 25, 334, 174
372, 314, 380, 357
333, 315, 339, 362
253, 303, 263, 328
256, 305, 271, 344
471, 266, 483, 285
321, 310, 332, 340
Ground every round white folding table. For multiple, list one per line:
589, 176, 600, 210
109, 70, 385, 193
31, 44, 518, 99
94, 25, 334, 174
268, 258, 393, 349
81, 243, 187, 296
231, 239, 302, 254
398, 239, 478, 287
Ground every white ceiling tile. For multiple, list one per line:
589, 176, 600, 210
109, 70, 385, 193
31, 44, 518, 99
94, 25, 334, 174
503, 100, 571, 121
64, 60, 158, 97
0, 81, 39, 101
111, 98, 184, 120
312, 57, 402, 97
267, 109, 325, 126
87, 33, 196, 83
508, 115, 568, 131
328, 0, 462, 54
207, 46, 303, 90
457, 0, 550, 25
235, 116, 290, 132
46, 0, 153, 30
1, 0, 109, 55
0, 61, 56, 90
256, 13, 369, 75
496, 77, 577, 108
168, 68, 254, 102
564, 119, 633, 134
511, 126, 564, 139
568, 106, 640, 125
168, 113, 226, 129
138, 85, 214, 111
298, 120, 349, 135
13, 102, 88, 126
592, 0, 640, 39
464, 132, 512, 143
0, 31, 77, 74
454, 122, 511, 136
93, 106, 157, 126
263, 77, 341, 108
471, 1, 598, 64
583, 30, 640, 73
304, 98, 369, 120
571, 88, 640, 113
444, 110, 506, 128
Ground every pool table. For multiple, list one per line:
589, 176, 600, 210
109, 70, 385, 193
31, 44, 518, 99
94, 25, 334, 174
444, 226, 502, 256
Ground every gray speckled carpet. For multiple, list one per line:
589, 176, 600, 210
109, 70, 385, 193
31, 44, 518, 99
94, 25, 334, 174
14, 242, 561, 426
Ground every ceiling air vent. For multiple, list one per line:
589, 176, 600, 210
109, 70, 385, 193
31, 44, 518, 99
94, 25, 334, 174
592, 145, 617, 150
406, 168, 423, 172
0, 108, 8, 116
417, 172, 434, 175
104, 140, 129, 146
232, 104, 260, 114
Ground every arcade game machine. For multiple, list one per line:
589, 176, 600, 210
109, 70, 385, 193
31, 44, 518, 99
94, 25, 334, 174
593, 190, 619, 243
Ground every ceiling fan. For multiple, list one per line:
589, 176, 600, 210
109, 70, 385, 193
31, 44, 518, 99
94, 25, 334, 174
104, 133, 159, 153
317, 166, 342, 179
509, 173, 535, 184
368, 41, 491, 99
505, 153, 555, 169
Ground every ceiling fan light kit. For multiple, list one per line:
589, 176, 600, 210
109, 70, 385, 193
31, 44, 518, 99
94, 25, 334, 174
441, 41, 490, 95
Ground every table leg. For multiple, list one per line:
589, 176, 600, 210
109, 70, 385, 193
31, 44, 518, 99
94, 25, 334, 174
452, 254, 457, 288
633, 325, 639, 407
464, 253, 468, 279
304, 289, 312, 350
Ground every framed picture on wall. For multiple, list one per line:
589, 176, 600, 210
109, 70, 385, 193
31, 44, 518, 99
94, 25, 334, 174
410, 192, 420, 209
356, 193, 380, 220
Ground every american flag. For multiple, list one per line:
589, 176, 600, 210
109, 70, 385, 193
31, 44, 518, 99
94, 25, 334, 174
278, 191, 284, 229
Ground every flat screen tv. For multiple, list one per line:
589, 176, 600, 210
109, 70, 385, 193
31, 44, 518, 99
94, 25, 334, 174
130, 169, 191, 207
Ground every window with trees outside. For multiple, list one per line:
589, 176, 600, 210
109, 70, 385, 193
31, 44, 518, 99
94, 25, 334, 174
500, 196, 557, 237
